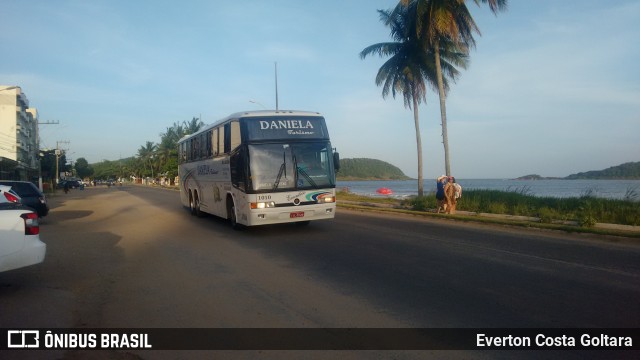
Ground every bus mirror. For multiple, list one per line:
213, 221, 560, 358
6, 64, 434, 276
333, 151, 340, 171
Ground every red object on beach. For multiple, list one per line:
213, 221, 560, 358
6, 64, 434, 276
376, 187, 393, 195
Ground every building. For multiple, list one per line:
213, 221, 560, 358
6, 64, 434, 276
0, 85, 40, 181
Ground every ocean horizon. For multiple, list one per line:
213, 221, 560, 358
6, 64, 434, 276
337, 179, 640, 201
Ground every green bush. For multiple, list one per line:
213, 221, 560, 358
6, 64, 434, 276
406, 195, 435, 211
488, 202, 507, 214
453, 189, 638, 226
340, 188, 640, 226
537, 207, 556, 223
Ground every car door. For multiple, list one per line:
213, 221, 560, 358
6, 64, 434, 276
0, 211, 25, 256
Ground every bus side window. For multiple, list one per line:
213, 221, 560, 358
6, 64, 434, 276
230, 146, 246, 191
231, 121, 241, 150
190, 139, 197, 161
195, 135, 200, 160
206, 130, 212, 157
218, 126, 225, 155
224, 123, 231, 154
224, 121, 241, 154
200, 133, 207, 159
212, 128, 219, 156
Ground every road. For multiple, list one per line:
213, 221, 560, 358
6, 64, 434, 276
1, 185, 638, 359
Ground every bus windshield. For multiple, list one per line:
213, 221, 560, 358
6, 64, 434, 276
248, 142, 335, 192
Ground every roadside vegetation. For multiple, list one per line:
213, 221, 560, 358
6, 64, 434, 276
66, 117, 204, 183
339, 187, 640, 227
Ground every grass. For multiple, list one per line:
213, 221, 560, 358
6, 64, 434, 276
339, 189, 640, 227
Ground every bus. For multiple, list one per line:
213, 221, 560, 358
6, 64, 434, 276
178, 110, 340, 229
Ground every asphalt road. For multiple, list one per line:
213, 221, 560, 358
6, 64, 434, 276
1, 185, 638, 359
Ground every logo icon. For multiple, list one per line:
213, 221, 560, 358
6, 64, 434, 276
7, 330, 40, 348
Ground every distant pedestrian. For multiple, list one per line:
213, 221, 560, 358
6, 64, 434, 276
436, 175, 447, 213
444, 176, 458, 214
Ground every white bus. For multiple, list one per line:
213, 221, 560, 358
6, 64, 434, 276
178, 110, 340, 229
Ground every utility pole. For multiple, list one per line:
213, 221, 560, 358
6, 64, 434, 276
275, 62, 279, 111
55, 140, 70, 185
36, 120, 60, 191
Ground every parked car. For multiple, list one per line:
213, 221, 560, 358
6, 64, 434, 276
0, 181, 50, 217
0, 203, 46, 273
58, 179, 84, 190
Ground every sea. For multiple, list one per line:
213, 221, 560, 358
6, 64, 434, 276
337, 179, 640, 201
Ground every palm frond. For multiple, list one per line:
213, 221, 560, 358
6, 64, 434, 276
473, 0, 508, 14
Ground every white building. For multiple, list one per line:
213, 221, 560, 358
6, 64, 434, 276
0, 85, 40, 180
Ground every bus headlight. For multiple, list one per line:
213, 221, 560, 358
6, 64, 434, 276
317, 196, 335, 204
251, 201, 276, 209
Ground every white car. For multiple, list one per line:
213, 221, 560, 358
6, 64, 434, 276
0, 185, 46, 273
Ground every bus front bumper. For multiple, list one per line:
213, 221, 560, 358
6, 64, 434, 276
245, 204, 336, 226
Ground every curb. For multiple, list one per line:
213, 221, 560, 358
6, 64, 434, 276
337, 200, 640, 236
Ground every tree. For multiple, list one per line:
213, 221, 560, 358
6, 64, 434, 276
156, 119, 202, 179
138, 141, 157, 178
183, 117, 203, 136
401, 0, 508, 176
361, 2, 465, 196
74, 157, 94, 179
39, 150, 57, 181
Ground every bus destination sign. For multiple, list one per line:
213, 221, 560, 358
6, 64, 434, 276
244, 116, 328, 141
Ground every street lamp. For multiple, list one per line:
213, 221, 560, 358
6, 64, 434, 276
55, 149, 62, 185
249, 100, 267, 109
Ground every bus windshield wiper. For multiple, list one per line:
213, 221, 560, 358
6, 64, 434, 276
293, 155, 318, 189
273, 151, 287, 190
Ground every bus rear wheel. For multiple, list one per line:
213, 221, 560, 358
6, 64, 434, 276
193, 193, 202, 217
189, 191, 196, 215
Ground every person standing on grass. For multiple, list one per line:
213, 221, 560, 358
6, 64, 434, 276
436, 175, 447, 213
444, 176, 458, 214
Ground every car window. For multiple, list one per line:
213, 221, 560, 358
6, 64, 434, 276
1, 182, 39, 196
16, 183, 39, 196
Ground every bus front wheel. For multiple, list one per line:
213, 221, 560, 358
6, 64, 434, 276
227, 198, 242, 230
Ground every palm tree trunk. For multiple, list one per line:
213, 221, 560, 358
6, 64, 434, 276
412, 90, 424, 197
434, 44, 451, 176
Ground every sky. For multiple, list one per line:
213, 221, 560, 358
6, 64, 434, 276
1, 0, 638, 179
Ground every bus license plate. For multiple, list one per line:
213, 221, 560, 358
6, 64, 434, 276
290, 211, 305, 218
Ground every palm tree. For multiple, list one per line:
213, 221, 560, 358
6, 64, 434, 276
183, 117, 203, 135
401, 0, 508, 176
156, 139, 176, 177
361, 2, 466, 196
137, 141, 157, 178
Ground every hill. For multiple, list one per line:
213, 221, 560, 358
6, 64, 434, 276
337, 158, 410, 180
514, 174, 562, 180
565, 161, 640, 180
